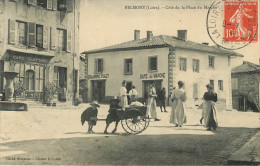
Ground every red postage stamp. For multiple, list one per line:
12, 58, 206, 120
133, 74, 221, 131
224, 1, 258, 42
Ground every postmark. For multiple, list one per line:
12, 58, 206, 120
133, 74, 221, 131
206, 0, 258, 50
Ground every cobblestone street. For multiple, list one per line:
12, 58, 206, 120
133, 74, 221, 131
0, 104, 259, 165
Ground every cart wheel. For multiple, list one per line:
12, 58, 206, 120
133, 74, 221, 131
121, 114, 149, 134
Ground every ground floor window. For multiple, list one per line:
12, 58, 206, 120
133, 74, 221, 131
13, 62, 45, 98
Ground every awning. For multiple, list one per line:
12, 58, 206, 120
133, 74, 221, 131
7, 46, 55, 57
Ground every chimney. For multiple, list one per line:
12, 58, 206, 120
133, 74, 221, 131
202, 42, 209, 45
147, 31, 153, 41
134, 30, 140, 40
177, 30, 187, 41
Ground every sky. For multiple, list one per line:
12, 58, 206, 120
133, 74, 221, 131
79, 0, 259, 65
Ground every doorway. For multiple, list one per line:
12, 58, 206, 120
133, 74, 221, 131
142, 80, 162, 104
91, 80, 106, 102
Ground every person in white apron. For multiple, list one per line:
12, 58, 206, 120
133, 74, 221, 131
146, 84, 160, 121
119, 80, 128, 109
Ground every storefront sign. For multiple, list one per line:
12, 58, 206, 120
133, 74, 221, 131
140, 73, 166, 79
11, 55, 49, 64
87, 74, 109, 79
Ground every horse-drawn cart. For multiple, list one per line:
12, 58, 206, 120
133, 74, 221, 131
120, 106, 149, 134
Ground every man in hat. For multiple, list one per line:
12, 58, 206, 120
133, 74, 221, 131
81, 100, 100, 133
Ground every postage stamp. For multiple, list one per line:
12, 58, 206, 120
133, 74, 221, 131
206, 0, 258, 50
224, 1, 258, 42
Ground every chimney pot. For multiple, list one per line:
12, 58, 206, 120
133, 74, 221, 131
202, 42, 209, 45
147, 31, 153, 41
177, 30, 187, 41
134, 30, 140, 40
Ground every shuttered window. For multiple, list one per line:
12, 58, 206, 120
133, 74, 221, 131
148, 56, 157, 71
209, 56, 215, 68
193, 59, 199, 73
57, 29, 66, 51
66, 0, 73, 12
218, 80, 223, 91
179, 58, 186, 71
124, 59, 133, 74
8, 19, 16, 44
47, 0, 53, 9
52, 0, 57, 10
94, 58, 103, 73
28, 22, 36, 47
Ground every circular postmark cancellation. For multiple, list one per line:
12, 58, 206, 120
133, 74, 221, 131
206, 0, 258, 50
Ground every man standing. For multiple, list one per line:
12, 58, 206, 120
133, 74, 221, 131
129, 85, 139, 103
158, 87, 167, 112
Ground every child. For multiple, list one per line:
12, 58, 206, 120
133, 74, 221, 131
81, 101, 100, 133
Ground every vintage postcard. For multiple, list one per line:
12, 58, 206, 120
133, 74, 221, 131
0, 0, 259, 165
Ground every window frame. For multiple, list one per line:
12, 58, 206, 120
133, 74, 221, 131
209, 55, 215, 68
17, 21, 27, 46
179, 57, 187, 71
36, 24, 43, 48
94, 58, 103, 74
57, 28, 67, 51
192, 59, 200, 73
124, 58, 133, 75
218, 80, 223, 91
148, 55, 158, 72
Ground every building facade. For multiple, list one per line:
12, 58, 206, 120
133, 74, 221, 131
83, 30, 242, 110
231, 61, 260, 112
0, 0, 80, 102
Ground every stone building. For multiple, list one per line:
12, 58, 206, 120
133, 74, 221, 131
231, 61, 260, 112
82, 30, 242, 110
0, 0, 81, 103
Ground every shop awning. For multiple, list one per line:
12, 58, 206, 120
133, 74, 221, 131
7, 47, 55, 57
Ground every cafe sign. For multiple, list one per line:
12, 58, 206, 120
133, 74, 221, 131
11, 55, 49, 64
140, 72, 166, 79
87, 73, 109, 79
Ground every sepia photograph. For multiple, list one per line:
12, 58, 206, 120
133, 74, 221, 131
0, 0, 259, 165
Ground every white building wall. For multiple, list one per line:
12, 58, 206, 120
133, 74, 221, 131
87, 47, 169, 100
174, 48, 231, 109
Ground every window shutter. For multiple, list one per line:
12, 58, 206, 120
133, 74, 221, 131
94, 59, 97, 73
8, 19, 16, 44
66, 0, 73, 12
50, 27, 56, 50
101, 59, 104, 72
124, 59, 126, 73
148, 57, 151, 71
66, 30, 71, 52
47, 0, 53, 10
27, 22, 36, 47
52, 0, 57, 10
43, 26, 49, 49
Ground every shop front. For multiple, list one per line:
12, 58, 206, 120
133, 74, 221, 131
2, 50, 53, 101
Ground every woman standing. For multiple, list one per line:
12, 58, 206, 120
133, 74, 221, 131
202, 84, 218, 131
170, 81, 186, 127
146, 83, 160, 121
119, 80, 128, 109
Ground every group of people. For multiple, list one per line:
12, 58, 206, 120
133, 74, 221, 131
82, 80, 219, 133
170, 81, 218, 131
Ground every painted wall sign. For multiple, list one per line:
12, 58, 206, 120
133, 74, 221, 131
87, 73, 109, 79
11, 55, 49, 63
140, 73, 166, 79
